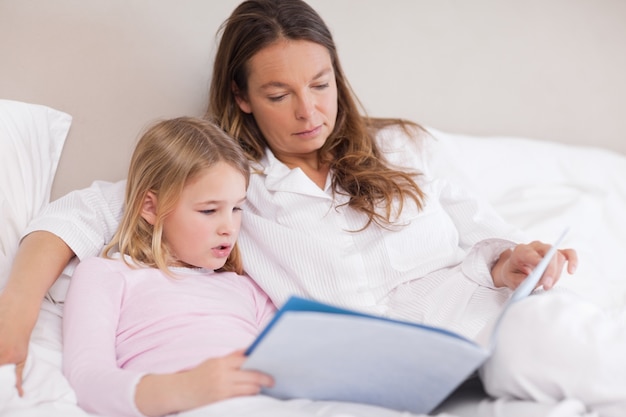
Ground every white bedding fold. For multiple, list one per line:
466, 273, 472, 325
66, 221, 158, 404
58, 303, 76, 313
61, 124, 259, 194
476, 398, 596, 417
0, 339, 594, 417
0, 343, 90, 417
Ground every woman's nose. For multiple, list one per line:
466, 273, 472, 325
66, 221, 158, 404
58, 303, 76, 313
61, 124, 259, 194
295, 93, 315, 120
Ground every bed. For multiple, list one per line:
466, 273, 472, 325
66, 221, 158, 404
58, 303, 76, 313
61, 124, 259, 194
3, 100, 625, 417
2, 1, 626, 417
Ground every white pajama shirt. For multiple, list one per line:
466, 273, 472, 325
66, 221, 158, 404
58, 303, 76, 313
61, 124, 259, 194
238, 127, 526, 339
27, 127, 524, 339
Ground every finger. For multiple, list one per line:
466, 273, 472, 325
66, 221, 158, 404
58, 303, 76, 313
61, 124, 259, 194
544, 253, 564, 289
224, 352, 248, 368
524, 242, 555, 289
15, 360, 25, 397
542, 248, 577, 290
510, 244, 538, 275
561, 248, 578, 274
228, 349, 247, 357
523, 242, 550, 267
234, 369, 274, 387
229, 381, 267, 397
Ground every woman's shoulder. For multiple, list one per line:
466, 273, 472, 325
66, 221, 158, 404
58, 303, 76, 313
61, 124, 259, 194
373, 121, 429, 148
373, 121, 435, 174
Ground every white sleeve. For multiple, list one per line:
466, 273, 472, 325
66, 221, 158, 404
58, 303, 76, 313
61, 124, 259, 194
23, 180, 126, 260
436, 176, 527, 249
424, 139, 528, 288
377, 125, 528, 288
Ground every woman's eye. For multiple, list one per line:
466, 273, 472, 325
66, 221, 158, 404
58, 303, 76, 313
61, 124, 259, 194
233, 206, 243, 212
200, 209, 216, 215
268, 94, 287, 102
314, 83, 329, 90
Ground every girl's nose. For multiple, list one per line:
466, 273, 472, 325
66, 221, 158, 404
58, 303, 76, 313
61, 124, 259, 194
217, 214, 237, 236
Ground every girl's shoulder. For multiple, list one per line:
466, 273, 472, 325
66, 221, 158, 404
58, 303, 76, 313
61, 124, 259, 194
76, 255, 123, 269
74, 254, 138, 280
219, 271, 271, 298
69, 256, 137, 296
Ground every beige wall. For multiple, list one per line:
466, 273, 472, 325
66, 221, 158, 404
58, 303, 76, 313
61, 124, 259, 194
1, 0, 625, 200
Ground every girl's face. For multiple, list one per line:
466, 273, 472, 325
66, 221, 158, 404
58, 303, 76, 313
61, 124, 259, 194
235, 39, 338, 166
162, 162, 246, 270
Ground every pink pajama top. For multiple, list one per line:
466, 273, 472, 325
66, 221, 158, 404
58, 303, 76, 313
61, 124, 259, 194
62, 256, 276, 417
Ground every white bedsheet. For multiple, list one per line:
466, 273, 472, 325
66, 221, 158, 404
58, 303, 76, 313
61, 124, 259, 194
2, 129, 625, 417
427, 128, 626, 309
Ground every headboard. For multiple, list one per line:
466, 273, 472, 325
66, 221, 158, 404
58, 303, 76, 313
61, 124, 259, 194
1, 0, 625, 200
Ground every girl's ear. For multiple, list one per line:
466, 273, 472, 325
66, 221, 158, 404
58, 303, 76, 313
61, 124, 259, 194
232, 81, 252, 114
141, 191, 158, 225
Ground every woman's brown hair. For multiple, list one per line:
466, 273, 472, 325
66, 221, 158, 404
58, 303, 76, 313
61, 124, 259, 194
103, 117, 250, 275
208, 0, 425, 229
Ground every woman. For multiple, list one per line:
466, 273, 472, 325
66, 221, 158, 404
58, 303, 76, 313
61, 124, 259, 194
4, 1, 624, 416
207, 1, 576, 340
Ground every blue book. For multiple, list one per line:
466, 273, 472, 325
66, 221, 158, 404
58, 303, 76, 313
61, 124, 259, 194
242, 229, 568, 414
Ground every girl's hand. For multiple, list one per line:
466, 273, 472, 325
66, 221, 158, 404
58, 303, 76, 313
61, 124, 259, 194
184, 349, 274, 403
135, 349, 274, 417
492, 241, 578, 291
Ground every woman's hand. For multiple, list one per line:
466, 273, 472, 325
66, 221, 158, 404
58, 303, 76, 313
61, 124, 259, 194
0, 292, 30, 396
0, 231, 79, 396
135, 350, 274, 417
492, 241, 578, 291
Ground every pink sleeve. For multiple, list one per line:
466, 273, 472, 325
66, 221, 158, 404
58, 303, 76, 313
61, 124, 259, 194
62, 257, 146, 417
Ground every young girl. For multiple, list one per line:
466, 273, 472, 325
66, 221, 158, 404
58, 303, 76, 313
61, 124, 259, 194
61, 117, 276, 417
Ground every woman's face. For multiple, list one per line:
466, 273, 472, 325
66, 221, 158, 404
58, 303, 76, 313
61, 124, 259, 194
235, 39, 338, 165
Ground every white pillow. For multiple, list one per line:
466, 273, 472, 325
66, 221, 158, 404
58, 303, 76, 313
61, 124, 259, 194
0, 99, 72, 289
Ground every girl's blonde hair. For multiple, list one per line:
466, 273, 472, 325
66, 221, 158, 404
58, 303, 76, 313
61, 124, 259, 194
208, 0, 426, 230
103, 117, 250, 275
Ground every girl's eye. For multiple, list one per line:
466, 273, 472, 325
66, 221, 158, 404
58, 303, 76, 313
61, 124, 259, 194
200, 209, 216, 215
233, 206, 243, 212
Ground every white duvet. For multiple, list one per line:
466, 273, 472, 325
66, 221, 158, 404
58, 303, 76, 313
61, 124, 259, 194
2, 129, 625, 417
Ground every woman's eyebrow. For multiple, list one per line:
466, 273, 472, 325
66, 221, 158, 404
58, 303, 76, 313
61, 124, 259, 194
260, 68, 333, 90
311, 67, 333, 80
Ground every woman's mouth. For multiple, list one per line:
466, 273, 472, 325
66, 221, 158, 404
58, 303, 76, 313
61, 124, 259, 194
294, 125, 322, 139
